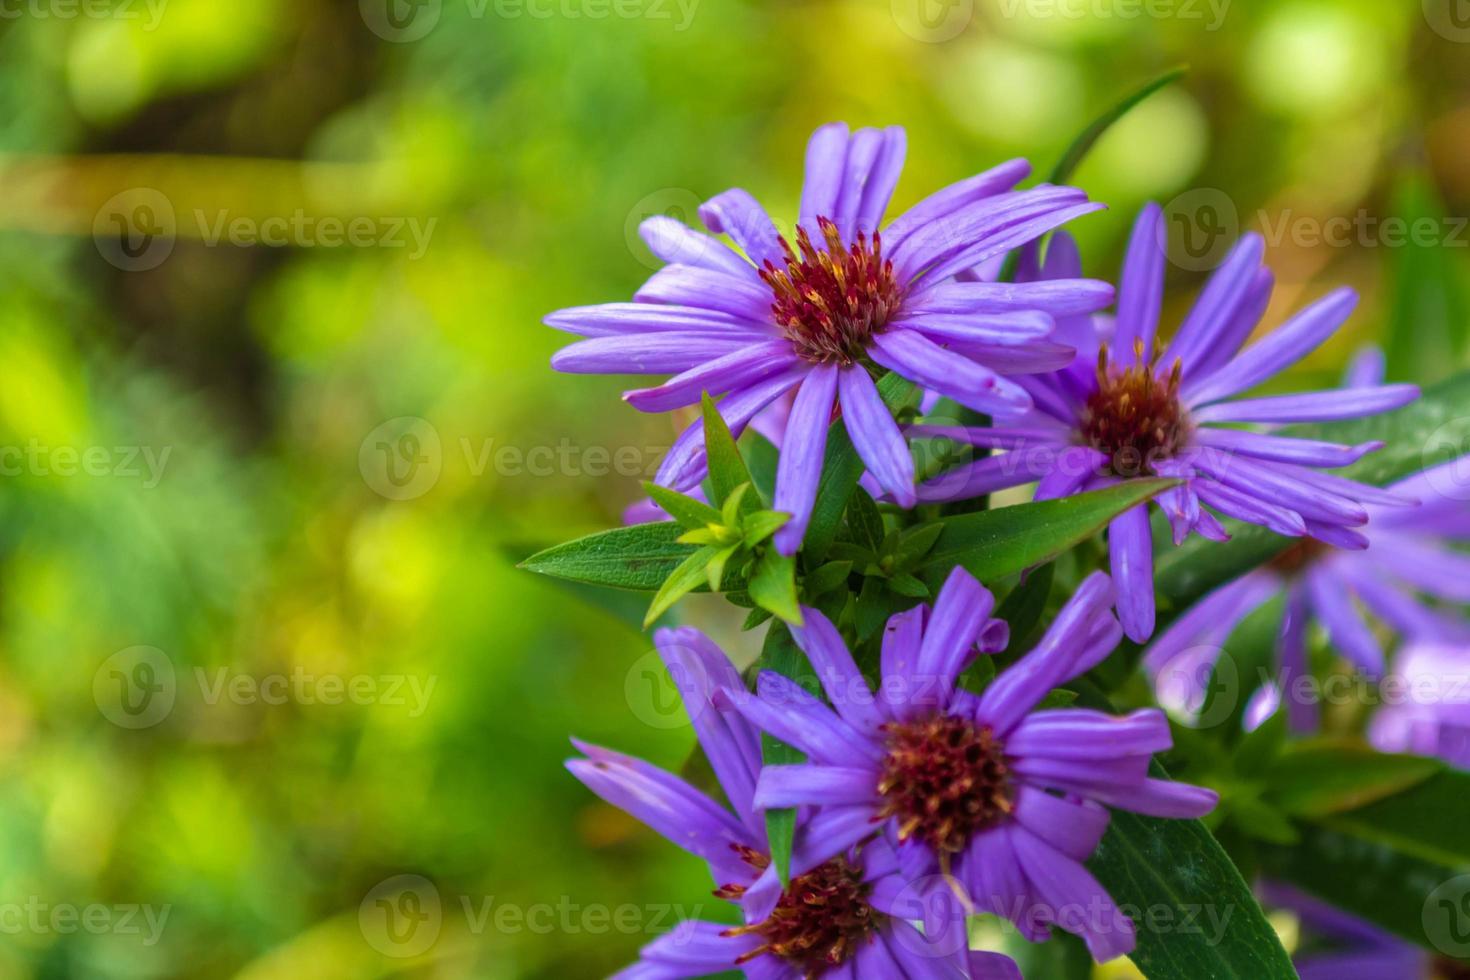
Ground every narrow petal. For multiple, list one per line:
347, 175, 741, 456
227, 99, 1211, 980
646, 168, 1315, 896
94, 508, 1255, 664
1194, 428, 1384, 468
552, 333, 757, 375
1191, 452, 1366, 527
1191, 266, 1275, 378
911, 198, 1107, 287
1186, 287, 1358, 406
977, 572, 1116, 735
839, 364, 916, 507
1306, 567, 1384, 676
798, 122, 850, 238
1109, 504, 1156, 642
1192, 384, 1420, 424
856, 126, 907, 235
790, 603, 887, 732
916, 566, 996, 698
1010, 786, 1110, 862
870, 329, 1032, 418
1141, 571, 1279, 674
1080, 777, 1220, 819
1009, 827, 1136, 962
636, 264, 774, 319
1192, 478, 1308, 538
545, 302, 771, 339
882, 159, 1032, 254
627, 920, 760, 975
1008, 708, 1172, 760
638, 215, 759, 280
1112, 203, 1166, 363
754, 764, 881, 808
773, 364, 841, 554
905, 279, 1114, 317
624, 342, 802, 412
654, 367, 808, 490
699, 188, 785, 268
916, 453, 1041, 504
737, 670, 883, 765
1279, 584, 1318, 732
1164, 234, 1265, 374
897, 311, 1055, 347
880, 605, 928, 716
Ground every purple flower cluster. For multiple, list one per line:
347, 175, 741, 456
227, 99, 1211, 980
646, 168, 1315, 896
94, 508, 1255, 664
545, 121, 1441, 977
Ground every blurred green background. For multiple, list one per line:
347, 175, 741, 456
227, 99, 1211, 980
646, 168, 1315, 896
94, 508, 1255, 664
0, 0, 1466, 976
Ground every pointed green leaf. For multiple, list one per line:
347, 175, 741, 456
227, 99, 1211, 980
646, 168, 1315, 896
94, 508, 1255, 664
891, 522, 944, 570
886, 572, 930, 599
1049, 65, 1188, 184
1263, 740, 1443, 820
702, 393, 758, 511
804, 561, 854, 599
742, 606, 774, 631
643, 481, 723, 531
749, 550, 802, 626
1385, 172, 1470, 384
705, 544, 742, 592
721, 483, 753, 527
742, 510, 790, 548
521, 522, 701, 591
917, 480, 1178, 585
644, 546, 719, 626
994, 562, 1055, 652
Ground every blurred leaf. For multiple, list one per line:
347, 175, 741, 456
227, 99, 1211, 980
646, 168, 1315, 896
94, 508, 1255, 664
1262, 740, 1442, 819
1319, 769, 1470, 868
917, 480, 1177, 586
1385, 172, 1470, 384
804, 560, 853, 599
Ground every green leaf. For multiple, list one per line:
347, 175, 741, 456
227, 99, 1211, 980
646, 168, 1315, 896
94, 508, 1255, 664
741, 510, 790, 548
743, 430, 780, 504
1002, 932, 1092, 980
721, 483, 753, 527
804, 373, 918, 559
1317, 769, 1470, 869
702, 393, 758, 511
755, 623, 813, 886
520, 522, 702, 592
1048, 65, 1188, 184
1262, 740, 1443, 819
742, 606, 774, 631
1088, 764, 1297, 980
1385, 171, 1470, 384
704, 544, 741, 592
917, 479, 1178, 586
890, 522, 944, 570
749, 550, 802, 626
642, 481, 723, 531
846, 487, 886, 554
644, 546, 718, 627
886, 572, 930, 599
1226, 792, 1300, 846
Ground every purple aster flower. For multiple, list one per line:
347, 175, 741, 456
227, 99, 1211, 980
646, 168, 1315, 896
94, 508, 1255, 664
1144, 446, 1470, 732
567, 626, 1021, 978
1259, 882, 1431, 980
547, 122, 1112, 554
729, 566, 1218, 963
910, 205, 1421, 640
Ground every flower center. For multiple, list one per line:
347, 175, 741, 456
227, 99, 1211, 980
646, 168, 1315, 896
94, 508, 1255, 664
876, 711, 1012, 854
1081, 342, 1189, 477
720, 846, 882, 977
760, 216, 903, 365
1268, 537, 1331, 576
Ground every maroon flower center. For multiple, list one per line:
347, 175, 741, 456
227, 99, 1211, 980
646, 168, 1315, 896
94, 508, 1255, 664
1268, 537, 1331, 576
760, 216, 903, 365
720, 846, 882, 977
876, 711, 1012, 854
1081, 341, 1190, 477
